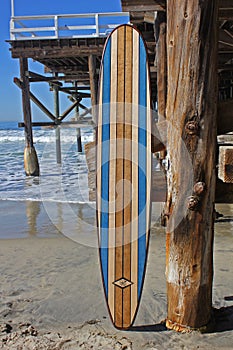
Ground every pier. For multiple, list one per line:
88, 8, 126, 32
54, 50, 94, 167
8, 0, 233, 333
8, 9, 129, 172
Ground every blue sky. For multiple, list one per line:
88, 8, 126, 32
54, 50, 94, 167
0, 0, 122, 122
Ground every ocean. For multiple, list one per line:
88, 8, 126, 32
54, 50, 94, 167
0, 121, 93, 204
0, 121, 98, 242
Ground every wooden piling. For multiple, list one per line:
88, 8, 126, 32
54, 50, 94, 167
53, 84, 62, 164
75, 104, 82, 153
74, 82, 82, 152
153, 11, 167, 160
19, 58, 39, 176
155, 11, 167, 121
165, 0, 218, 331
88, 55, 98, 124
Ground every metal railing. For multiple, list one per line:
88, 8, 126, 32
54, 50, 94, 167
10, 12, 129, 40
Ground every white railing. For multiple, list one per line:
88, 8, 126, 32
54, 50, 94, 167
10, 12, 130, 40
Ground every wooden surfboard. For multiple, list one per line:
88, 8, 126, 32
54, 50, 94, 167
96, 24, 152, 329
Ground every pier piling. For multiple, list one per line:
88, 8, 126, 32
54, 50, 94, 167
165, 0, 218, 331
20, 58, 39, 176
53, 82, 62, 164
74, 82, 82, 153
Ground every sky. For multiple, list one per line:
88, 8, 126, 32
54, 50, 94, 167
0, 0, 122, 122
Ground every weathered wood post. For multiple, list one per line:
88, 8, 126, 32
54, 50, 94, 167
88, 55, 98, 124
74, 82, 82, 152
53, 83, 62, 164
155, 11, 167, 122
165, 0, 218, 331
20, 58, 40, 176
154, 10, 167, 173
75, 104, 82, 153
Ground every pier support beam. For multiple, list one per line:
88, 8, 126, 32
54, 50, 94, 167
155, 11, 167, 122
165, 1, 218, 331
53, 84, 62, 164
75, 105, 82, 153
74, 82, 82, 152
20, 58, 39, 176
154, 11, 167, 160
88, 55, 98, 124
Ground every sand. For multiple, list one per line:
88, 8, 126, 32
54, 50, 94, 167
0, 201, 233, 349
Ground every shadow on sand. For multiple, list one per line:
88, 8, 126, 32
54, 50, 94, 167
128, 322, 167, 332
128, 305, 233, 333
215, 217, 233, 223
213, 305, 233, 332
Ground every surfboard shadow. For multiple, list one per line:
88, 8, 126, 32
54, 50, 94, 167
128, 323, 167, 332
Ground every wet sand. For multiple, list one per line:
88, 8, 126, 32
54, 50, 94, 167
0, 201, 233, 349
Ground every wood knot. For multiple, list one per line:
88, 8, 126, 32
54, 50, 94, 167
193, 182, 206, 195
185, 121, 199, 135
187, 195, 199, 211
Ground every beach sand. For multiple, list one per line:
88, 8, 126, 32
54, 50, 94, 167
0, 201, 233, 349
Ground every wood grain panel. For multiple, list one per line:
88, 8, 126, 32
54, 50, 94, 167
108, 29, 118, 318
115, 25, 125, 328
122, 25, 133, 328
131, 28, 139, 321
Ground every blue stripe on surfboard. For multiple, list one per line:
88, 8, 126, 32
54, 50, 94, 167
100, 38, 111, 297
138, 36, 147, 298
